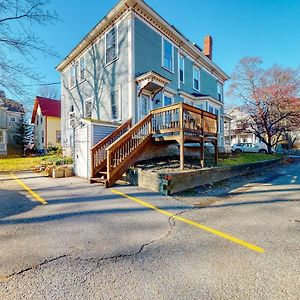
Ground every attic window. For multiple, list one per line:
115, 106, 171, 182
105, 26, 118, 65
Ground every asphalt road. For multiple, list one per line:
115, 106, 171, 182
0, 159, 299, 299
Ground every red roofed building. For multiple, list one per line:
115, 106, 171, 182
31, 96, 61, 149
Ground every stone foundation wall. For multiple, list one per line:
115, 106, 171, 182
127, 158, 282, 195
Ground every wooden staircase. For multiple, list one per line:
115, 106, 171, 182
90, 119, 132, 184
90, 103, 218, 187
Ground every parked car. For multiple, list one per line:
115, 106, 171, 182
231, 143, 269, 154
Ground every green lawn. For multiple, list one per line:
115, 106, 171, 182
218, 153, 281, 167
0, 156, 43, 172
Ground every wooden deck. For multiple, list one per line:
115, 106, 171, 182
91, 102, 218, 187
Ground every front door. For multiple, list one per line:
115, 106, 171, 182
138, 94, 151, 120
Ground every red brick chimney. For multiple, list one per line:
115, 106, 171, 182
203, 35, 213, 60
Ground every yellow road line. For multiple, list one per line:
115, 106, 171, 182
11, 173, 48, 205
111, 189, 264, 253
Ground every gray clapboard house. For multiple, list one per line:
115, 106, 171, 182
56, 0, 229, 183
0, 92, 25, 156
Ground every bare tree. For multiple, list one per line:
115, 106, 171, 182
37, 84, 60, 99
0, 0, 59, 98
228, 57, 300, 153
62, 33, 126, 122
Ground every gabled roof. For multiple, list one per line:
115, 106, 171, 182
31, 96, 61, 124
0, 98, 25, 113
56, 0, 229, 82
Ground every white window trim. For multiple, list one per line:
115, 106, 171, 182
179, 54, 185, 84
193, 66, 201, 92
111, 88, 122, 121
161, 37, 174, 73
105, 25, 119, 67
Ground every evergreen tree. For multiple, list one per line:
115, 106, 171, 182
14, 116, 32, 150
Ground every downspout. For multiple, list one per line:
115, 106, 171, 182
45, 116, 48, 149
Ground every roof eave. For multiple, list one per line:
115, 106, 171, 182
56, 0, 127, 72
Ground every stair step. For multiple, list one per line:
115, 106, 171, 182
90, 177, 107, 184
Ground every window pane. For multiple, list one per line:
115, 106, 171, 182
179, 56, 184, 82
85, 100, 92, 118
0, 130, 3, 143
193, 67, 200, 90
194, 79, 199, 90
164, 95, 172, 106
163, 39, 173, 71
106, 27, 117, 64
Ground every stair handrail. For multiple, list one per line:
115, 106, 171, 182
106, 114, 152, 153
91, 119, 132, 177
106, 114, 152, 185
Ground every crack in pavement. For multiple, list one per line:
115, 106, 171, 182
0, 254, 68, 283
0, 208, 196, 283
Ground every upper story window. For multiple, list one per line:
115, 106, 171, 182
70, 64, 76, 87
111, 89, 121, 120
208, 105, 214, 114
163, 93, 173, 106
217, 82, 223, 102
193, 66, 200, 91
40, 116, 43, 124
105, 27, 118, 65
79, 57, 85, 81
179, 55, 184, 83
162, 38, 174, 72
10, 116, 16, 122
85, 98, 92, 118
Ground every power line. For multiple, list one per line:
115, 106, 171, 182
24, 82, 60, 87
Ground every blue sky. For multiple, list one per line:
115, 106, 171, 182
26, 0, 300, 104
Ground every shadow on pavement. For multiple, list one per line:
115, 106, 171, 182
0, 190, 38, 220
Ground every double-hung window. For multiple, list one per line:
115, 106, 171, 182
70, 64, 76, 87
217, 82, 223, 102
111, 89, 121, 120
179, 55, 184, 83
79, 57, 85, 81
106, 27, 118, 65
162, 38, 174, 72
85, 98, 92, 118
193, 66, 200, 91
